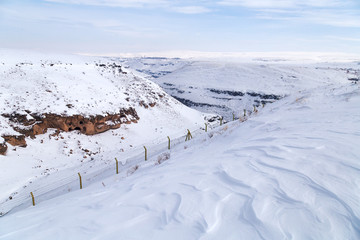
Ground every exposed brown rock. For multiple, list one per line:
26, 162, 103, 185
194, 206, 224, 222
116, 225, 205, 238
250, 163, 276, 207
2, 113, 36, 126
3, 135, 27, 147
0, 142, 8, 155
1, 107, 140, 149
139, 101, 149, 108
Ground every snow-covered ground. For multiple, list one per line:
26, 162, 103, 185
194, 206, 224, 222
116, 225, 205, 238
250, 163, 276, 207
1, 50, 360, 239
120, 56, 360, 120
1, 80, 359, 239
0, 49, 213, 215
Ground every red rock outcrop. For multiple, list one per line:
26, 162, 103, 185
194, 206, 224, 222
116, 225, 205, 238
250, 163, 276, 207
31, 108, 138, 136
0, 142, 7, 155
2, 135, 27, 147
1, 107, 140, 148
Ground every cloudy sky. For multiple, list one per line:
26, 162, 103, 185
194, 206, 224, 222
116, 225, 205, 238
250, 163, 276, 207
1, 0, 360, 54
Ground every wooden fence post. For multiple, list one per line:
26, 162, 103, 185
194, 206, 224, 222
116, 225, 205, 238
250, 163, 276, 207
30, 192, 35, 206
185, 129, 193, 141
205, 123, 207, 132
78, 172, 82, 189
220, 117, 223, 126
115, 158, 119, 174
243, 109, 246, 117
144, 146, 147, 161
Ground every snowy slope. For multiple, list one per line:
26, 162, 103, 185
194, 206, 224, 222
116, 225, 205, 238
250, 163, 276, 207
0, 49, 213, 212
0, 81, 359, 239
121, 57, 360, 120
0, 49, 167, 116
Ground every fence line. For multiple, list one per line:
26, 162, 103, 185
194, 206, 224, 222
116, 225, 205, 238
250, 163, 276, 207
0, 120, 223, 216
0, 111, 257, 216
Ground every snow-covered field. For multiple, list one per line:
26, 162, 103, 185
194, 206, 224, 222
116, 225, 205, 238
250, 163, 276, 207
1, 50, 360, 239
1, 80, 359, 239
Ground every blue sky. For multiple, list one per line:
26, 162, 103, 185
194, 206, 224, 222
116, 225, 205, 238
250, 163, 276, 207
1, 0, 360, 54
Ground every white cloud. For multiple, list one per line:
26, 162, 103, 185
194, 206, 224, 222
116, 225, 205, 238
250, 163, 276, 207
44, 0, 168, 8
257, 9, 360, 27
172, 6, 211, 14
327, 36, 360, 41
219, 0, 295, 8
218, 0, 360, 28
44, 0, 212, 15
306, 11, 360, 27
218, 0, 350, 8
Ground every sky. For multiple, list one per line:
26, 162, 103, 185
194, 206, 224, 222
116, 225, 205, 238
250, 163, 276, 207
1, 0, 360, 55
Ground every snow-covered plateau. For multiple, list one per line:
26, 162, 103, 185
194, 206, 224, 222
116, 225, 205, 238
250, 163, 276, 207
0, 49, 214, 216
120, 54, 360, 120
0, 50, 360, 240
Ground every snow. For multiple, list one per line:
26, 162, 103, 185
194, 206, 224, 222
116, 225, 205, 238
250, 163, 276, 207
120, 56, 360, 121
91, 51, 360, 63
0, 50, 359, 239
0, 49, 213, 213
1, 81, 359, 239
1, 49, 139, 116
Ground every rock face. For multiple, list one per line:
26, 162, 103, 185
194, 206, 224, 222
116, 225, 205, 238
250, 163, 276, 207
31, 108, 139, 136
2, 135, 27, 147
0, 142, 7, 155
1, 107, 140, 148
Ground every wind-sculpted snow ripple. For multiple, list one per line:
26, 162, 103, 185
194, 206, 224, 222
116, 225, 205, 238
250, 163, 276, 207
0, 84, 359, 239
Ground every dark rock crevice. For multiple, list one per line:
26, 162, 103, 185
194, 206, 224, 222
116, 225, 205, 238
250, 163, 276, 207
208, 88, 245, 96
173, 96, 223, 108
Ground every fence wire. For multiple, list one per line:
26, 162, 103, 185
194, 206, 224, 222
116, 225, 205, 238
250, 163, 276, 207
0, 119, 229, 216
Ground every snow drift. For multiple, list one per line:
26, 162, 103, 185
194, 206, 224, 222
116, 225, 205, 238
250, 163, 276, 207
0, 50, 359, 239
0, 80, 359, 239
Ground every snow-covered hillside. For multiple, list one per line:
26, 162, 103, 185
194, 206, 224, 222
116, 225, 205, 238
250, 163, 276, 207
1, 79, 359, 239
1, 50, 359, 239
120, 56, 360, 120
0, 49, 213, 214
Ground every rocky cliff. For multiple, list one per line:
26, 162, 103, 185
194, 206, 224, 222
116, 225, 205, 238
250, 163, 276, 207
0, 51, 183, 155
1, 107, 141, 152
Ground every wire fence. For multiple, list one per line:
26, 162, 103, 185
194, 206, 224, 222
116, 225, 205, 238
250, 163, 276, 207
0, 117, 235, 216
